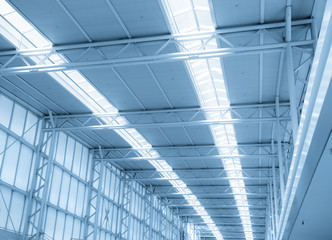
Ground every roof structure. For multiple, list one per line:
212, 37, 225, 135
0, 0, 331, 240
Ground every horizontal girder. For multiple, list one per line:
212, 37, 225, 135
0, 19, 312, 56
95, 153, 275, 162
193, 223, 265, 227
179, 214, 265, 219
151, 185, 268, 195
154, 192, 268, 197
43, 103, 290, 133
98, 142, 289, 159
168, 204, 267, 209
44, 117, 290, 131
128, 176, 271, 182
0, 20, 313, 74
126, 167, 273, 174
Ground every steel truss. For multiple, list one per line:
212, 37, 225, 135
0, 20, 313, 75
198, 226, 266, 233
178, 208, 266, 217
97, 142, 288, 162
166, 198, 266, 208
150, 184, 268, 195
168, 204, 267, 209
94, 154, 275, 163
193, 222, 265, 227
119, 178, 133, 240
160, 203, 167, 240
22, 120, 57, 240
143, 186, 153, 240
126, 167, 273, 182
42, 103, 290, 133
83, 150, 106, 240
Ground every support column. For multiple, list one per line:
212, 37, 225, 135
119, 177, 133, 239
171, 210, 180, 240
22, 118, 58, 240
285, 1, 299, 140
269, 177, 276, 240
143, 186, 153, 240
271, 143, 279, 229
160, 202, 167, 240
83, 149, 105, 240
93, 157, 105, 240
83, 151, 94, 240
22, 119, 45, 240
276, 97, 285, 200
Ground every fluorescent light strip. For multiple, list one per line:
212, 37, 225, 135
160, 0, 254, 239
0, 1, 219, 237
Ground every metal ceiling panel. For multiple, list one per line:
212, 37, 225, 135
10, 0, 88, 44
211, 0, 261, 28
51, 0, 128, 41
108, 0, 170, 37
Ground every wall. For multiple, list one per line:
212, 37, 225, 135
0, 91, 184, 240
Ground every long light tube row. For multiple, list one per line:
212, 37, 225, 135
0, 1, 220, 238
159, 0, 254, 239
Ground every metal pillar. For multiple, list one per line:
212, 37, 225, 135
22, 118, 58, 240
119, 178, 133, 239
22, 119, 45, 240
275, 97, 285, 199
115, 176, 124, 238
83, 151, 94, 240
171, 212, 179, 240
160, 203, 167, 240
83, 149, 105, 240
143, 186, 153, 240
285, 1, 299, 140
269, 179, 276, 240
271, 142, 279, 229
93, 148, 105, 240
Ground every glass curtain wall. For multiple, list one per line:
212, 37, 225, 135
0, 92, 184, 240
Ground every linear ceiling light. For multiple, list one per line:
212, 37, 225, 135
159, 0, 255, 239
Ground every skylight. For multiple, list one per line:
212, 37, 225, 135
0, 1, 220, 238
160, 0, 254, 239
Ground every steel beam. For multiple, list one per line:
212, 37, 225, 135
199, 230, 265, 234
179, 214, 265, 218
95, 153, 275, 162
194, 223, 265, 227
43, 117, 290, 132
151, 184, 268, 190
0, 20, 312, 56
0, 40, 314, 75
154, 192, 268, 197
0, 20, 313, 75
200, 236, 264, 240
127, 176, 271, 182
152, 187, 268, 196
125, 167, 273, 174
97, 143, 289, 161
43, 103, 290, 132
98, 143, 285, 154
162, 196, 266, 200
168, 204, 267, 209
46, 102, 290, 120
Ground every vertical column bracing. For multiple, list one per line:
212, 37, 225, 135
22, 120, 58, 240
143, 187, 153, 240
119, 178, 133, 239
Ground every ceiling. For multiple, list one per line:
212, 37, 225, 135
0, 0, 327, 239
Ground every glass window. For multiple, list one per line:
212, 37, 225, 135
0, 95, 14, 128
